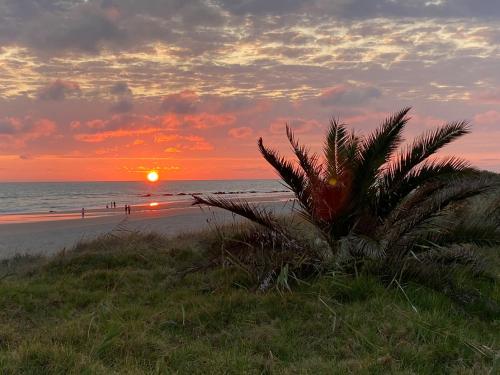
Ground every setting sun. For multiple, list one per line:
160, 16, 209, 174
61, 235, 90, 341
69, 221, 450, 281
147, 171, 159, 182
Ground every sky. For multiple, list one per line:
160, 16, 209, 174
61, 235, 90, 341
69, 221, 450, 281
0, 0, 499, 181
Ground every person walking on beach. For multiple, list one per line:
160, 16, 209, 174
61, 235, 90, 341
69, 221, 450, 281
81, 208, 85, 218
125, 204, 128, 215
127, 205, 131, 215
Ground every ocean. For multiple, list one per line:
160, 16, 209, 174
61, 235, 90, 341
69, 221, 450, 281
0, 180, 287, 215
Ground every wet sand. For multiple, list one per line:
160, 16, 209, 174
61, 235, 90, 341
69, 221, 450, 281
0, 194, 294, 259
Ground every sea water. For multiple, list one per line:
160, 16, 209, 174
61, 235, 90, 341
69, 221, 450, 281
0, 180, 287, 214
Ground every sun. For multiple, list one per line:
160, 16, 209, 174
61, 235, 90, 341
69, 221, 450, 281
147, 170, 159, 182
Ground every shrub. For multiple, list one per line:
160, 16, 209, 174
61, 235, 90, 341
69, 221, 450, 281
193, 108, 500, 300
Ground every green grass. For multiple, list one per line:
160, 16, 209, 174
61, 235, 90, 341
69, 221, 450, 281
0, 231, 498, 374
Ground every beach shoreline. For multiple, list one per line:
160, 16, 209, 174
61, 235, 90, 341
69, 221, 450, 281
0, 193, 293, 224
0, 194, 294, 260
0, 180, 289, 217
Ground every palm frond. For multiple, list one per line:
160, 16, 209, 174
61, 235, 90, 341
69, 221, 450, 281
404, 156, 473, 185
383, 176, 496, 256
383, 171, 490, 228
434, 220, 500, 247
381, 121, 470, 195
192, 195, 286, 235
353, 107, 411, 204
430, 190, 500, 247
417, 244, 487, 276
378, 156, 474, 217
258, 138, 313, 213
324, 118, 360, 179
286, 124, 322, 183
339, 233, 384, 260
394, 178, 490, 234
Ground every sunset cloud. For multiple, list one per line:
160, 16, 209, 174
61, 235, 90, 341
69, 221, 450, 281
270, 118, 322, 135
75, 128, 162, 143
183, 113, 236, 129
0, 116, 56, 150
109, 99, 134, 113
228, 127, 253, 139
110, 82, 133, 97
0, 117, 55, 137
37, 80, 81, 101
161, 91, 199, 114
474, 110, 500, 128
319, 85, 382, 106
155, 134, 214, 152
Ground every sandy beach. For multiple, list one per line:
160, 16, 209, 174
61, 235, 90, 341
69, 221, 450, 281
0, 194, 294, 260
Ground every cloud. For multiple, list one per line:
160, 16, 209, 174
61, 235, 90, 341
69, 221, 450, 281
109, 98, 134, 113
311, 0, 500, 19
71, 111, 225, 147
110, 82, 133, 96
1, 9, 498, 104
37, 80, 81, 101
1, 0, 500, 62
12, 1, 126, 54
183, 113, 236, 129
318, 85, 381, 107
75, 128, 161, 143
219, 0, 500, 19
474, 90, 500, 104
72, 114, 175, 142
217, 0, 308, 15
0, 0, 226, 55
474, 110, 500, 128
0, 116, 56, 148
165, 147, 181, 153
270, 118, 322, 134
108, 81, 134, 112
228, 126, 253, 139
74, 113, 179, 133
72, 111, 236, 144
0, 117, 55, 136
161, 90, 199, 114
155, 134, 214, 152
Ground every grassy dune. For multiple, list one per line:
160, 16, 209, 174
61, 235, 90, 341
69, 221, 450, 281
0, 229, 498, 374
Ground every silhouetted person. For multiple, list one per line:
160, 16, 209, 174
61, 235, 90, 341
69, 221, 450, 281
125, 204, 128, 214
106, 204, 109, 209
81, 208, 85, 218
127, 205, 131, 215
113, 201, 116, 208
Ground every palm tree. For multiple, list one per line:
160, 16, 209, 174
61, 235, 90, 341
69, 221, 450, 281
193, 108, 499, 291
